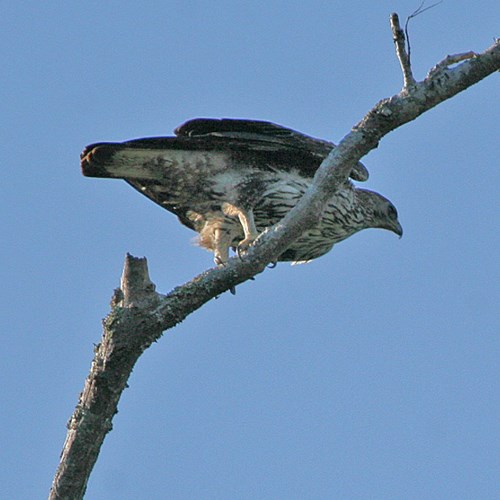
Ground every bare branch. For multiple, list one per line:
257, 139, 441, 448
49, 28, 500, 500
49, 255, 162, 500
390, 12, 416, 90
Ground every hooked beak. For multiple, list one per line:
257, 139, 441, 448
393, 221, 403, 239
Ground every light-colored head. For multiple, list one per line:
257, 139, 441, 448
357, 189, 403, 237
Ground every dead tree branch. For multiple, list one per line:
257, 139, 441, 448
49, 21, 499, 500
391, 12, 416, 89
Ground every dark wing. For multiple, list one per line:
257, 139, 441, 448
175, 118, 369, 182
81, 118, 368, 182
81, 118, 369, 234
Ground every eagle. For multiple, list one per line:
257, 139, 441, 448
81, 118, 402, 264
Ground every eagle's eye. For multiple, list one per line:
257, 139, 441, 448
387, 204, 398, 219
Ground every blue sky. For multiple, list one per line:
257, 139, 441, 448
2, 2, 499, 499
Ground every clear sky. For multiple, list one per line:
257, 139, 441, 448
2, 2, 499, 499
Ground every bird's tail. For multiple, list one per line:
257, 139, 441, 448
81, 137, 201, 180
81, 143, 124, 178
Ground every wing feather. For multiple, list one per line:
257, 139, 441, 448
175, 118, 369, 181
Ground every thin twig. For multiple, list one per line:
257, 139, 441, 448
404, 1, 443, 66
427, 51, 477, 78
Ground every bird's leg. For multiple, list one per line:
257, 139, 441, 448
236, 210, 258, 257
212, 226, 236, 294
213, 226, 230, 266
222, 203, 259, 257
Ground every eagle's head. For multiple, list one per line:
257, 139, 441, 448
358, 189, 403, 238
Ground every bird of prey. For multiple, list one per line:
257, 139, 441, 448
81, 118, 402, 264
